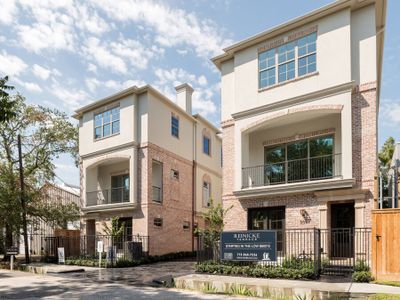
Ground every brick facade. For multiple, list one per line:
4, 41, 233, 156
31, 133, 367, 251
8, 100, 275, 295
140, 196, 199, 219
222, 82, 377, 231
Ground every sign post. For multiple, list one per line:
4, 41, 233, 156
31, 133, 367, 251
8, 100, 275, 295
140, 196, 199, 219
97, 241, 104, 268
220, 230, 277, 262
6, 246, 19, 271
57, 247, 65, 264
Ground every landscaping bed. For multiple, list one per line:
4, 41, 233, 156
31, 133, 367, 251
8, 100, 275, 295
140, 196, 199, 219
65, 251, 196, 268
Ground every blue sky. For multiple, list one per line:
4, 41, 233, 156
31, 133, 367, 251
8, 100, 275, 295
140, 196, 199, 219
0, 0, 398, 186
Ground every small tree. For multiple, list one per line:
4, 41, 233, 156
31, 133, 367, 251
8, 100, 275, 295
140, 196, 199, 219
102, 217, 125, 239
196, 199, 232, 260
378, 137, 396, 206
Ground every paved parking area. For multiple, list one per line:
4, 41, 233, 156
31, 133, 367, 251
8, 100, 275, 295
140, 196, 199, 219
56, 260, 196, 286
0, 267, 249, 299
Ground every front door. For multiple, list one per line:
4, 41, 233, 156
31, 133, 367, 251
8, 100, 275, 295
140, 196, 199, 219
248, 207, 285, 252
330, 203, 355, 258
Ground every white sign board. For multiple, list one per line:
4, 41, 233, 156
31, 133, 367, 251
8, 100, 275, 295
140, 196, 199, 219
57, 247, 65, 264
97, 241, 104, 253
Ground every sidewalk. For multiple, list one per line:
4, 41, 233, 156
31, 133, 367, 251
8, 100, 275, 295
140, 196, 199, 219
23, 262, 97, 274
175, 274, 400, 298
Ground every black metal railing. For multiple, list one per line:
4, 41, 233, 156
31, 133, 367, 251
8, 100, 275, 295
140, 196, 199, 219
23, 233, 149, 263
197, 227, 371, 277
242, 153, 342, 188
86, 187, 129, 206
152, 186, 162, 203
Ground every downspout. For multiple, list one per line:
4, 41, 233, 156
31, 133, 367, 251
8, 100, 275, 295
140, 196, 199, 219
192, 121, 197, 252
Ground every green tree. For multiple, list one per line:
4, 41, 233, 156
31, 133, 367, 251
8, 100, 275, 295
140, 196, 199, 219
379, 136, 395, 169
196, 199, 232, 260
102, 217, 125, 239
0, 93, 79, 258
0, 76, 17, 123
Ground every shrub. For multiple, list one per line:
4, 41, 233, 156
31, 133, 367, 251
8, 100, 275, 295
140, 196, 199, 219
195, 261, 316, 280
354, 259, 370, 272
352, 270, 373, 283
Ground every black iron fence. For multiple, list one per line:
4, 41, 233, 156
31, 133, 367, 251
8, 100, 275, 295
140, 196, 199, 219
197, 227, 371, 277
8, 233, 149, 263
242, 153, 342, 188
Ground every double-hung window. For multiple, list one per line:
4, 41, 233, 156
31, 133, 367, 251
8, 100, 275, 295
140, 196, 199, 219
259, 49, 276, 89
298, 33, 317, 76
171, 115, 179, 138
94, 107, 120, 139
278, 41, 295, 83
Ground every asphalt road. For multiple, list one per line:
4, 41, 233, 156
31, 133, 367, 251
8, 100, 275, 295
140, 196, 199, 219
0, 267, 250, 299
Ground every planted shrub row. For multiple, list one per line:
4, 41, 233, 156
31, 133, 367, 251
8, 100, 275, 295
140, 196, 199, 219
65, 251, 195, 268
195, 260, 316, 280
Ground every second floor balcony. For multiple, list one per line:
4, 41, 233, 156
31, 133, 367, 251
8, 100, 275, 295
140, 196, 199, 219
242, 153, 342, 188
86, 187, 130, 206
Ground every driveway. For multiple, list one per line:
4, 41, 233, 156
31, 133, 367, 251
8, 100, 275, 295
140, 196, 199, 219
0, 268, 251, 299
55, 260, 196, 286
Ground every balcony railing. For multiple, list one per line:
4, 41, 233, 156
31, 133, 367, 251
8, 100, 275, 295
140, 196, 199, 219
86, 187, 129, 207
152, 186, 162, 203
242, 153, 342, 188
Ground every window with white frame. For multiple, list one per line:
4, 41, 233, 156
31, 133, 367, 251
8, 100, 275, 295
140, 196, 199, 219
94, 107, 120, 139
202, 181, 211, 207
258, 32, 317, 89
298, 32, 317, 77
259, 49, 276, 88
278, 41, 295, 83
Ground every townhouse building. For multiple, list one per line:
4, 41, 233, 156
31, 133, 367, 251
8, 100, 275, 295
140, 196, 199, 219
213, 0, 386, 259
73, 84, 222, 255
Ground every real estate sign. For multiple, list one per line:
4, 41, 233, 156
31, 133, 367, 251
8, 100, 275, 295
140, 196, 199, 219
220, 230, 277, 262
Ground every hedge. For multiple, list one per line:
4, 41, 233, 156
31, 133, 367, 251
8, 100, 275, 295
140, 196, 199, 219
195, 260, 316, 280
65, 251, 196, 268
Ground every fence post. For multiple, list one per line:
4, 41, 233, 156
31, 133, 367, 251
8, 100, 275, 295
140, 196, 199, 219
314, 228, 321, 277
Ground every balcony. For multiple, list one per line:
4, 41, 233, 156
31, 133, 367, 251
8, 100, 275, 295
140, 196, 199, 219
86, 187, 130, 207
242, 153, 342, 189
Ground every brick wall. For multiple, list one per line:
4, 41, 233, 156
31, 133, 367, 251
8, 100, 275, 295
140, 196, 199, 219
143, 143, 194, 255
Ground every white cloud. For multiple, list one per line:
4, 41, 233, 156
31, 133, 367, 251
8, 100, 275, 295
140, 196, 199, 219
50, 82, 90, 110
0, 0, 17, 25
177, 49, 189, 56
82, 37, 128, 74
32, 64, 51, 80
92, 0, 232, 60
0, 51, 27, 76
87, 63, 98, 73
380, 98, 400, 125
83, 36, 161, 74
85, 77, 146, 93
13, 77, 43, 92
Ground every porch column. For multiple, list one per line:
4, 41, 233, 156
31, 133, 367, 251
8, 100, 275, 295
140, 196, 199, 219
341, 100, 352, 179
318, 201, 329, 258
354, 199, 367, 261
130, 147, 138, 204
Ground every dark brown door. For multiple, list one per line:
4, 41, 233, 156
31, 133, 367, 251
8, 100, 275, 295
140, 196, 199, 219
330, 203, 355, 258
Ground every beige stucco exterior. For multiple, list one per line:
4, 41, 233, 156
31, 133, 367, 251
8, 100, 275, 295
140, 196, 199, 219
214, 0, 385, 240
75, 84, 222, 255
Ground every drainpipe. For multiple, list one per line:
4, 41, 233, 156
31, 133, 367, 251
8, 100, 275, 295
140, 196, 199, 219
192, 121, 197, 252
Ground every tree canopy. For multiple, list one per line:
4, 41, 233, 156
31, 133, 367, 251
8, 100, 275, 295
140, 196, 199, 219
379, 136, 395, 169
0, 78, 79, 246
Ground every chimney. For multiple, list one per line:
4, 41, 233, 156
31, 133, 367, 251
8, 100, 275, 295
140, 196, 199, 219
175, 83, 193, 115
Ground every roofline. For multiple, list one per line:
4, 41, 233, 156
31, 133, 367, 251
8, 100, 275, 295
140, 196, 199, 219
193, 113, 222, 135
212, 0, 384, 70
72, 84, 198, 123
43, 181, 80, 197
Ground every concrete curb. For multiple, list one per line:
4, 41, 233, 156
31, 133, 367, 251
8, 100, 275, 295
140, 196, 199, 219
174, 274, 400, 299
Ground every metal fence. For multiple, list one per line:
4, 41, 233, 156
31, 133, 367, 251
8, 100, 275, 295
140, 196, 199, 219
86, 187, 130, 206
197, 227, 371, 277
12, 233, 149, 263
242, 153, 342, 188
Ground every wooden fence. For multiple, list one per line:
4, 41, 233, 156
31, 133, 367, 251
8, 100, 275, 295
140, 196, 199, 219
372, 209, 400, 281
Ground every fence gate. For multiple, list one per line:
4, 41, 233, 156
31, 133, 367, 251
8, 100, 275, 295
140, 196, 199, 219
372, 209, 400, 281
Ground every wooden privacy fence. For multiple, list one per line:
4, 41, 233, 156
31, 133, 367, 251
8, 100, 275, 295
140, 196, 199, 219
372, 209, 400, 281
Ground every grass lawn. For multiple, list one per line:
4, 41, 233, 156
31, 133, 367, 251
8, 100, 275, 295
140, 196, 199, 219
373, 281, 400, 288
368, 294, 400, 300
